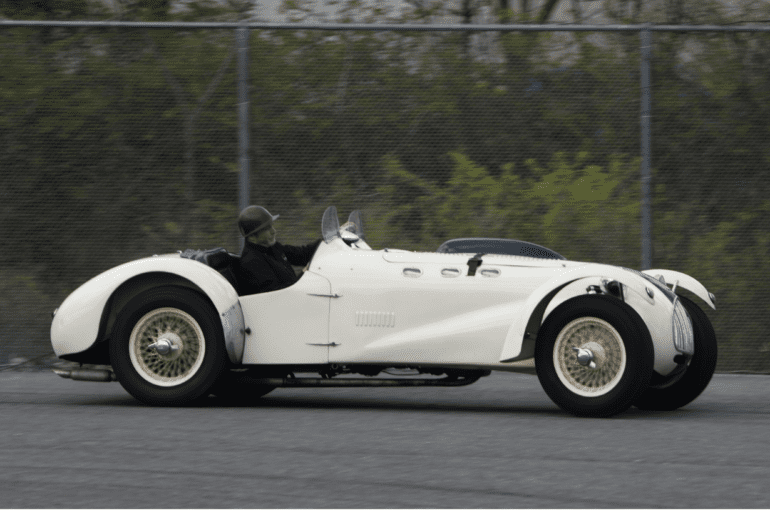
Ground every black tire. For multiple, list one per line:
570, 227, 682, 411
210, 369, 276, 405
535, 295, 654, 417
633, 296, 717, 411
110, 286, 228, 406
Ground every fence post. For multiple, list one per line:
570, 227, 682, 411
640, 26, 652, 270
237, 26, 250, 252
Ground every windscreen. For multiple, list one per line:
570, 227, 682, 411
347, 210, 365, 239
321, 206, 340, 243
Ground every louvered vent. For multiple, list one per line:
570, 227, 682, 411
355, 311, 396, 327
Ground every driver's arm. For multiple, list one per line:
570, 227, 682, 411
283, 238, 322, 267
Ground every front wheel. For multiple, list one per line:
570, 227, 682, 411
633, 296, 717, 411
110, 286, 228, 406
535, 296, 654, 417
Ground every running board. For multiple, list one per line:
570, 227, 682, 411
242, 376, 482, 388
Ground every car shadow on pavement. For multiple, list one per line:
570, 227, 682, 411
71, 391, 714, 419
204, 394, 709, 419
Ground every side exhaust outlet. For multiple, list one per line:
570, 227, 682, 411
53, 368, 117, 382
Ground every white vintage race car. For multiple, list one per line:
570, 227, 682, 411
51, 207, 718, 417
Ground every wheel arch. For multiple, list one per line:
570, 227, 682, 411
499, 264, 660, 363
52, 257, 245, 365
642, 269, 716, 310
99, 272, 213, 352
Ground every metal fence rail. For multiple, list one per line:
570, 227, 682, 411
3, 20, 770, 31
1, 20, 768, 372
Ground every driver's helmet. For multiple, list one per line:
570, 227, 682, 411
238, 206, 279, 238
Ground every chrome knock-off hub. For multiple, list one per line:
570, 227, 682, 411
572, 346, 597, 369
148, 333, 182, 357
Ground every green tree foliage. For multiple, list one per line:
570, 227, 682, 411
0, 0, 100, 19
297, 150, 640, 265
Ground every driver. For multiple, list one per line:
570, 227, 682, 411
236, 206, 321, 295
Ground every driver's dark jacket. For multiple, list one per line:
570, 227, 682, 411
237, 239, 321, 295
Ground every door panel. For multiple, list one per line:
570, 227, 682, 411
240, 271, 331, 364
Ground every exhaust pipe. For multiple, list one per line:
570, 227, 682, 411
53, 368, 116, 382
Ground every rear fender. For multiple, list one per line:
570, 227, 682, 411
643, 269, 716, 310
51, 256, 245, 364
499, 264, 661, 363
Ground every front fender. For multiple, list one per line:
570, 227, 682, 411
498, 264, 664, 363
643, 269, 716, 310
51, 255, 245, 364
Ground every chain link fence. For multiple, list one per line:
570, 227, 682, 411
1, 21, 768, 372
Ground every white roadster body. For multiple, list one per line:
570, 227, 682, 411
51, 207, 718, 417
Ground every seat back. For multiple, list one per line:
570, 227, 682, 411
179, 248, 240, 291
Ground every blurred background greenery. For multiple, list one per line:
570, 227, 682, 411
1, 0, 768, 371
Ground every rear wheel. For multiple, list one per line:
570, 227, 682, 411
633, 296, 717, 411
110, 286, 228, 406
535, 295, 654, 417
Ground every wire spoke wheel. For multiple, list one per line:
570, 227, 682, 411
129, 307, 206, 387
535, 296, 653, 417
553, 317, 627, 397
111, 286, 228, 406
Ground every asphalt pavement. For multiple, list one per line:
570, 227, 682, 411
1, 371, 768, 508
